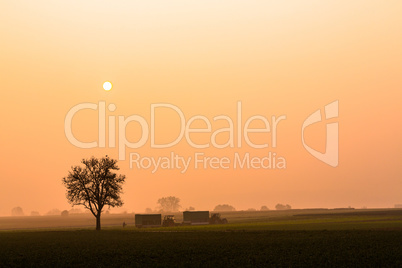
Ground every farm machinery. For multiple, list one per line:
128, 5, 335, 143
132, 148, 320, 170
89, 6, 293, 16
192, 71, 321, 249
209, 213, 228, 224
137, 212, 229, 228
162, 215, 180, 227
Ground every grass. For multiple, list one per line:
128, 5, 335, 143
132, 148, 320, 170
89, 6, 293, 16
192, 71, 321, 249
0, 230, 401, 267
0, 209, 401, 267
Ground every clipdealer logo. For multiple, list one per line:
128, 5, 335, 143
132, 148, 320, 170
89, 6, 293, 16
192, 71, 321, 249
301, 100, 339, 167
64, 100, 338, 172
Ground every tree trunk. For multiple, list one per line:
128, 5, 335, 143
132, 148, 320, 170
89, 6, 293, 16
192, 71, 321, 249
96, 214, 101, 231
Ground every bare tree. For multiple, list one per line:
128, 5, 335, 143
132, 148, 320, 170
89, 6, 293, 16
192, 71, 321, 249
157, 196, 181, 212
62, 156, 125, 230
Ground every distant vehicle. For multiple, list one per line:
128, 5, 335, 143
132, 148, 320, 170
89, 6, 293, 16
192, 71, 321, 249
135, 211, 228, 228
209, 213, 228, 224
183, 211, 210, 225
135, 214, 161, 228
162, 215, 177, 227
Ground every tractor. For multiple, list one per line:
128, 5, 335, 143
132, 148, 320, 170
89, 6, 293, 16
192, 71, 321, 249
162, 215, 176, 227
209, 213, 228, 224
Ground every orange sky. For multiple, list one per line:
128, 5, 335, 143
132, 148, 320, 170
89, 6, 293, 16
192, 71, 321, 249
1, 1, 401, 216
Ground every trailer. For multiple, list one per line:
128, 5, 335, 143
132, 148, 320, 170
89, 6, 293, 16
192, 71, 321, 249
183, 211, 210, 225
135, 214, 161, 228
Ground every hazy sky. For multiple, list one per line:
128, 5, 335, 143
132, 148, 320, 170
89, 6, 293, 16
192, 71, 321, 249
1, 1, 401, 215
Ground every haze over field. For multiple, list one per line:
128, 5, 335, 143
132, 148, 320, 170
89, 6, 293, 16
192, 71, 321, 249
1, 1, 401, 216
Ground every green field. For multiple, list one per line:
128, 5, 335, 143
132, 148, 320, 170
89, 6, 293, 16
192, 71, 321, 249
1, 209, 401, 267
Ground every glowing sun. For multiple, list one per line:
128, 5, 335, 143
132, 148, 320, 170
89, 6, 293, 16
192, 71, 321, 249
103, 81, 112, 91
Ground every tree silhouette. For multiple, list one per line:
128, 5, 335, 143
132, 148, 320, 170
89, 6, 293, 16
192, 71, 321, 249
157, 196, 181, 212
11, 207, 24, 216
61, 210, 69, 217
62, 156, 125, 230
30, 211, 40, 216
46, 208, 61, 215
214, 204, 236, 211
275, 203, 291, 210
145, 208, 153, 213
260, 205, 269, 211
